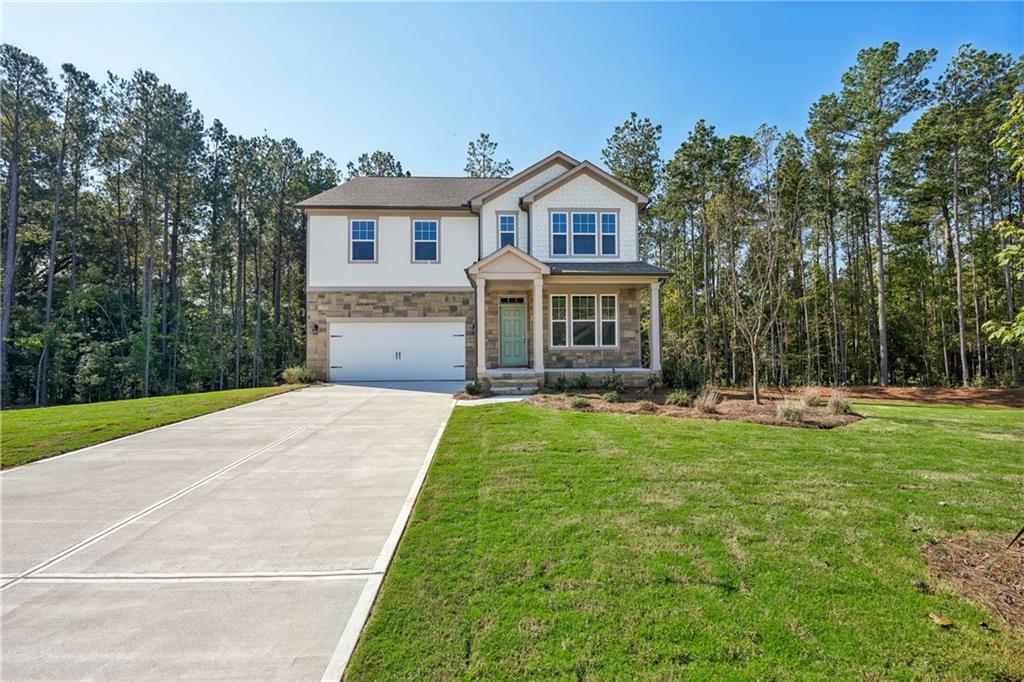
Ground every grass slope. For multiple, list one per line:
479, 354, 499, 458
1, 385, 301, 468
348, 402, 1024, 680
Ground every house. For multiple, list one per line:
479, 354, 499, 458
297, 151, 669, 391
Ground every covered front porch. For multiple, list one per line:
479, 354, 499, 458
467, 246, 666, 389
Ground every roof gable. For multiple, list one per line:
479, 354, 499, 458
467, 245, 550, 276
468, 151, 579, 209
519, 161, 649, 207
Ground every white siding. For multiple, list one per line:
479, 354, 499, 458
307, 213, 477, 288
531, 173, 639, 262
479, 162, 573, 257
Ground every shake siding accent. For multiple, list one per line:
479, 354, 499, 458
531, 174, 639, 262
479, 162, 573, 256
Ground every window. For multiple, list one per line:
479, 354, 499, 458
571, 213, 597, 255
351, 219, 376, 261
498, 214, 517, 248
571, 295, 597, 346
412, 220, 438, 262
551, 212, 568, 255
550, 295, 567, 347
600, 295, 617, 346
601, 213, 617, 255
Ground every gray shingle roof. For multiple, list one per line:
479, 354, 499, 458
545, 261, 672, 277
296, 176, 505, 209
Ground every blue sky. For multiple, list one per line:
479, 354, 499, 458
6, 2, 1021, 175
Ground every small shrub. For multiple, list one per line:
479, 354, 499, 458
998, 371, 1016, 388
569, 396, 590, 409
971, 373, 995, 388
665, 390, 693, 407
637, 386, 654, 399
572, 373, 591, 390
551, 374, 569, 393
647, 374, 664, 391
800, 385, 823, 407
602, 370, 625, 392
637, 399, 657, 413
776, 400, 804, 423
601, 390, 621, 403
281, 365, 314, 384
826, 389, 852, 415
694, 388, 723, 414
464, 381, 482, 396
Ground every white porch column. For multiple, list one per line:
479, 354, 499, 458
649, 281, 662, 372
532, 276, 545, 375
476, 276, 487, 378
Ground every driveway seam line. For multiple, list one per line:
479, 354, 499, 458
318, 398, 456, 682
0, 393, 378, 593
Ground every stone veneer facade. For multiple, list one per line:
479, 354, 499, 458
306, 290, 476, 381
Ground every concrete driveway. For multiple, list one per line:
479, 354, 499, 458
1, 382, 458, 681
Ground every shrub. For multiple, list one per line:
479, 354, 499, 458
281, 365, 314, 384
602, 370, 625, 392
694, 389, 723, 414
572, 373, 591, 390
569, 396, 590, 409
826, 389, 852, 415
601, 390, 621, 403
665, 390, 693, 407
971, 373, 995, 388
776, 400, 804, 423
661, 355, 704, 391
647, 374, 664, 391
800, 385, 823, 407
551, 374, 569, 393
637, 399, 658, 413
464, 380, 482, 396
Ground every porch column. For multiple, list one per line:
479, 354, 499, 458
649, 281, 662, 372
532, 276, 545, 375
476, 276, 487, 377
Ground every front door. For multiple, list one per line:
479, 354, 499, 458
499, 303, 527, 366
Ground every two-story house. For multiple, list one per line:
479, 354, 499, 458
298, 151, 669, 390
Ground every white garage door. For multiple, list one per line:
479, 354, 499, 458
328, 319, 466, 382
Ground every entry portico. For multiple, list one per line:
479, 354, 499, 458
467, 245, 666, 387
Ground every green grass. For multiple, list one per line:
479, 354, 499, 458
1, 385, 302, 468
348, 402, 1024, 680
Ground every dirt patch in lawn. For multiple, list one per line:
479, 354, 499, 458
527, 391, 862, 429
924, 533, 1024, 634
721, 386, 1024, 408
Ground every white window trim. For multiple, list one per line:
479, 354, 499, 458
549, 294, 568, 348
550, 211, 569, 256
411, 218, 440, 264
548, 292, 620, 349
349, 218, 378, 263
570, 212, 598, 257
570, 294, 598, 348
497, 213, 517, 249
600, 293, 618, 347
600, 212, 618, 256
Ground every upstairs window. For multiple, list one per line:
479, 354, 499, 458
498, 214, 517, 248
551, 212, 568, 255
350, 219, 376, 261
571, 213, 597, 255
600, 213, 617, 255
413, 220, 439, 262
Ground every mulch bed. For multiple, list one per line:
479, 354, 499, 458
527, 391, 862, 429
721, 386, 1024, 409
924, 533, 1024, 634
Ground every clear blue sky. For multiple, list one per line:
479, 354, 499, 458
6, 2, 1021, 175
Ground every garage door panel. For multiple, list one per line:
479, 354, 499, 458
329, 320, 465, 381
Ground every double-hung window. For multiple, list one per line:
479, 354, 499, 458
600, 295, 617, 346
550, 295, 568, 347
412, 220, 439, 262
498, 214, 517, 248
571, 213, 597, 255
350, 219, 376, 261
571, 295, 597, 346
600, 213, 617, 255
551, 212, 568, 256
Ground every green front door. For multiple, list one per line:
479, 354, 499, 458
499, 304, 527, 366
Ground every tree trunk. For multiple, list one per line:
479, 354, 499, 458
1, 132, 21, 405
872, 167, 889, 386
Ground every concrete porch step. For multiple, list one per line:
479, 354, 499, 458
486, 376, 540, 395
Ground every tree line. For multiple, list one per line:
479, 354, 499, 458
601, 43, 1023, 392
2, 42, 1021, 408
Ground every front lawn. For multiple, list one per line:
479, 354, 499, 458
1, 385, 302, 468
347, 402, 1024, 680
